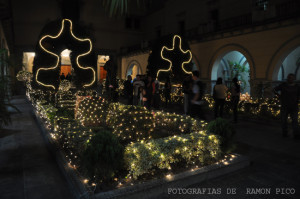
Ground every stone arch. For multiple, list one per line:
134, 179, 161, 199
208, 43, 256, 81
267, 35, 300, 80
191, 53, 202, 73
126, 60, 143, 79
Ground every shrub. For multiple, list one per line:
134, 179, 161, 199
53, 118, 93, 166
153, 111, 207, 136
124, 131, 221, 179
56, 107, 74, 119
206, 118, 236, 153
80, 130, 124, 182
76, 97, 109, 126
16, 70, 33, 82
36, 102, 58, 124
106, 103, 154, 142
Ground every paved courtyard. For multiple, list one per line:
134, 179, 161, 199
0, 96, 72, 199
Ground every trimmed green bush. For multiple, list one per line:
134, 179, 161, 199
153, 111, 207, 136
125, 131, 221, 179
76, 97, 109, 126
53, 118, 92, 165
106, 103, 155, 142
80, 130, 124, 182
56, 107, 74, 119
36, 102, 57, 124
206, 118, 236, 153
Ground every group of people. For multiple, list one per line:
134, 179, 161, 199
124, 72, 299, 139
123, 75, 161, 109
182, 72, 241, 122
59, 72, 72, 82
212, 77, 240, 122
211, 73, 299, 139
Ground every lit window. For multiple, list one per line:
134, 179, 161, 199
256, 0, 268, 11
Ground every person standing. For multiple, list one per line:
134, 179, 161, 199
133, 75, 145, 105
231, 77, 240, 123
60, 73, 65, 81
124, 75, 133, 105
145, 76, 154, 109
153, 78, 160, 109
183, 75, 192, 115
191, 71, 205, 120
213, 77, 228, 118
164, 77, 172, 108
97, 79, 103, 96
274, 73, 300, 139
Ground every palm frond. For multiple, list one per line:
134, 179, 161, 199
102, 0, 149, 17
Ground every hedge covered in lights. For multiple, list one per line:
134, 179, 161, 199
125, 131, 221, 178
106, 103, 154, 142
76, 97, 109, 126
153, 111, 207, 136
204, 95, 284, 119
36, 101, 58, 124
81, 130, 124, 182
33, 99, 225, 186
52, 118, 93, 169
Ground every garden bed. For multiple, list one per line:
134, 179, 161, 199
31, 95, 248, 198
34, 107, 249, 199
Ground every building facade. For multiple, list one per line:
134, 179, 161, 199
2, 0, 299, 97
122, 0, 300, 97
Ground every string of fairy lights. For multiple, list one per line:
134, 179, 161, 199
76, 97, 109, 126
153, 111, 207, 135
204, 94, 297, 120
106, 103, 154, 141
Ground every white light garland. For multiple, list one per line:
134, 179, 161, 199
36, 19, 96, 89
157, 35, 192, 79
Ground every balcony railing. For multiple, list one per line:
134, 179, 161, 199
276, 0, 300, 19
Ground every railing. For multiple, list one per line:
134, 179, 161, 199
187, 0, 300, 41
120, 41, 152, 56
122, 1, 300, 54
186, 13, 253, 40
276, 0, 300, 19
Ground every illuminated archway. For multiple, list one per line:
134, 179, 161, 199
267, 35, 300, 81
126, 60, 142, 80
209, 44, 254, 94
277, 46, 300, 81
60, 49, 72, 77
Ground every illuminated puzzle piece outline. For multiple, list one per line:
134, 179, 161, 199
36, 19, 96, 89
157, 35, 193, 79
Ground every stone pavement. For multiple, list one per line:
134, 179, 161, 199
0, 96, 72, 199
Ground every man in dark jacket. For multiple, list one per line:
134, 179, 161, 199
124, 75, 133, 105
191, 71, 205, 120
274, 73, 300, 139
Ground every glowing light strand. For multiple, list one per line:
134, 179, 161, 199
36, 19, 96, 89
157, 35, 192, 79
